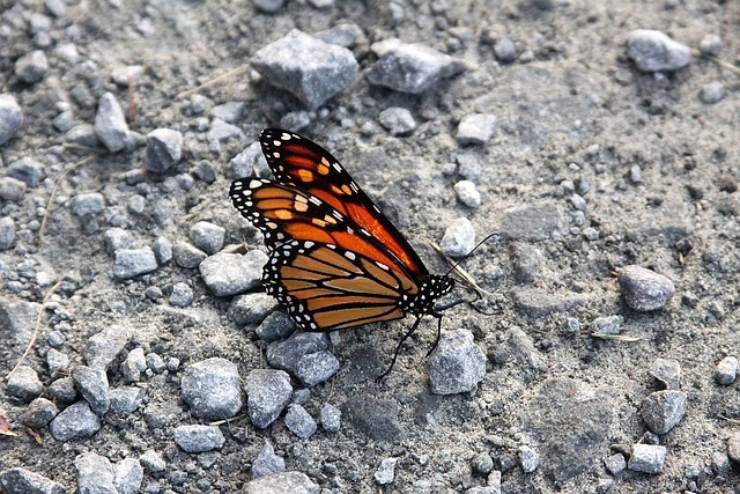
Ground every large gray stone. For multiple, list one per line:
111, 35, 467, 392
429, 330, 486, 395
619, 265, 674, 311
75, 452, 116, 494
181, 357, 243, 420
114, 458, 143, 494
626, 30, 690, 72
50, 401, 101, 441
199, 251, 267, 297
628, 444, 666, 474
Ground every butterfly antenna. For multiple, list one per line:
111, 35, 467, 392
442, 232, 500, 277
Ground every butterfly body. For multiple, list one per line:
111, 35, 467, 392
229, 129, 455, 335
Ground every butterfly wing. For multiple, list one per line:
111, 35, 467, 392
259, 128, 430, 278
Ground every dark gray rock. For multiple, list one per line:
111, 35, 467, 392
319, 403, 341, 432
368, 40, 465, 94
145, 128, 183, 173
173, 241, 207, 269
512, 288, 588, 318
139, 450, 166, 473
0, 217, 15, 250
591, 315, 623, 335
378, 107, 416, 136
315, 22, 363, 48
153, 237, 173, 265
15, 50, 48, 83
296, 350, 340, 386
72, 192, 104, 217
618, 265, 674, 311
49, 377, 77, 404
50, 401, 101, 440
169, 282, 194, 307
7, 158, 44, 187
228, 292, 276, 326
252, 441, 286, 479
626, 30, 690, 72
0, 177, 27, 202
716, 356, 738, 385
72, 365, 110, 415
1, 297, 40, 346
181, 357, 243, 420
256, 311, 295, 342
267, 332, 330, 374
342, 398, 402, 442
457, 113, 496, 145
113, 248, 158, 279
75, 452, 116, 494
94, 92, 128, 153
640, 390, 687, 434
440, 217, 475, 257
199, 251, 267, 296
651, 358, 681, 389
0, 468, 67, 494
252, 29, 358, 109
284, 404, 317, 439
500, 203, 565, 241
374, 458, 398, 485
521, 378, 612, 481
85, 325, 131, 370
429, 330, 486, 395
189, 221, 225, 255
114, 458, 143, 494
6, 366, 43, 402
109, 386, 144, 414
0, 94, 23, 146
243, 472, 319, 494
244, 369, 293, 428
628, 444, 666, 473
19, 397, 58, 428
174, 425, 225, 453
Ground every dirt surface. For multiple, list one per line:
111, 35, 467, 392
1, 0, 738, 493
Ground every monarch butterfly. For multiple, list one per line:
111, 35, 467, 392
229, 129, 480, 378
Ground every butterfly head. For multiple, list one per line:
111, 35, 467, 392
403, 275, 455, 315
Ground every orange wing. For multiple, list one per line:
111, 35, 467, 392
259, 129, 429, 278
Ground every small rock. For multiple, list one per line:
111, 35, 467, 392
341, 398, 401, 442
296, 351, 340, 386
122, 347, 147, 382
284, 404, 317, 439
109, 386, 144, 414
251, 441, 286, 479
640, 390, 687, 434
457, 113, 496, 145
256, 311, 296, 342
378, 107, 416, 136
368, 40, 465, 93
604, 454, 626, 476
699, 34, 722, 57
494, 37, 517, 63
181, 357, 243, 420
15, 50, 48, 83
50, 401, 101, 441
267, 332, 330, 375
193, 161, 216, 183
228, 142, 267, 178
319, 403, 341, 432
6, 366, 43, 402
153, 237, 173, 265
228, 292, 276, 325
715, 356, 738, 385
618, 265, 675, 311
95, 92, 129, 153
72, 365, 110, 415
85, 325, 131, 370
140, 450, 166, 473
518, 446, 539, 473
0, 94, 23, 146
429, 330, 486, 395
174, 425, 225, 453
113, 248, 158, 279
72, 192, 104, 216
212, 101, 245, 123
0, 177, 27, 202
628, 444, 666, 474
582, 227, 600, 241
7, 158, 44, 187
146, 353, 166, 374
19, 397, 58, 428
472, 452, 494, 475
626, 30, 690, 72
243, 472, 319, 494
253, 0, 284, 13
440, 217, 475, 258
111, 65, 144, 86
280, 111, 312, 131
454, 180, 481, 208
49, 377, 77, 404
699, 81, 725, 105
75, 452, 116, 493
65, 124, 99, 148
169, 282, 194, 307
199, 250, 267, 296
500, 203, 565, 241
591, 315, 623, 335
252, 29, 358, 109
145, 128, 183, 173
315, 23, 363, 48
0, 468, 66, 494
0, 217, 16, 250
104, 228, 133, 254
456, 153, 482, 181
728, 432, 740, 463
244, 369, 293, 428
173, 241, 207, 268
651, 358, 681, 389
114, 458, 143, 494
374, 458, 398, 485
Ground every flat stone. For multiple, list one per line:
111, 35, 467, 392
0, 94, 23, 146
72, 366, 110, 415
512, 287, 588, 318
429, 330, 486, 395
50, 401, 101, 441
109, 386, 144, 414
228, 292, 276, 326
114, 458, 143, 494
174, 425, 225, 453
618, 265, 674, 311
189, 221, 225, 255
199, 250, 267, 297
295, 350, 340, 386
0, 467, 67, 494
181, 357, 243, 420
628, 444, 666, 474
266, 332, 330, 375
94, 92, 128, 153
640, 390, 687, 434
252, 29, 358, 109
173, 241, 207, 269
284, 404, 317, 439
75, 452, 116, 494
457, 113, 496, 145
651, 358, 681, 389
341, 398, 402, 442
500, 203, 565, 241
113, 248, 158, 279
626, 30, 690, 72
6, 366, 43, 402
251, 441, 286, 479
85, 325, 131, 370
243, 472, 320, 494
244, 369, 293, 428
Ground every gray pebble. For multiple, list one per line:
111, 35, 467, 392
109, 386, 144, 414
140, 450, 166, 473
494, 37, 517, 63
145, 128, 183, 173
429, 330, 486, 395
699, 81, 725, 104
95, 92, 129, 153
189, 221, 225, 255
0, 94, 23, 145
618, 265, 675, 311
378, 107, 416, 136
46, 348, 69, 377
199, 250, 267, 296
50, 401, 101, 441
228, 292, 276, 325
715, 356, 737, 385
72, 192, 104, 217
113, 247, 158, 279
7, 158, 44, 187
626, 30, 690, 72
591, 315, 623, 335
454, 180, 481, 208
251, 441, 286, 479
254, 0, 284, 13
66, 124, 99, 148
374, 458, 398, 485
628, 444, 666, 473
7, 366, 43, 402
252, 29, 358, 109
75, 452, 116, 493
0, 217, 16, 250
280, 111, 313, 132
173, 241, 207, 269
296, 350, 340, 386
457, 113, 496, 145
456, 153, 482, 181
582, 227, 599, 241
53, 110, 74, 133
193, 161, 216, 184
181, 357, 243, 420
15, 50, 48, 83
562, 317, 581, 335
153, 237, 173, 265
122, 347, 147, 382
256, 311, 296, 342
319, 403, 341, 432
104, 228, 133, 254
174, 425, 225, 453
267, 331, 330, 375
0, 177, 27, 202
728, 432, 740, 463
114, 458, 143, 494
146, 353, 166, 373
651, 358, 681, 389
284, 404, 317, 439
19, 397, 58, 429
0, 468, 66, 494
640, 390, 687, 434
72, 365, 110, 415
243, 472, 319, 494
244, 369, 293, 428
440, 217, 475, 258
368, 40, 465, 94
169, 282, 193, 307
227, 142, 267, 179
85, 325, 132, 370
212, 101, 245, 123
604, 453, 626, 475
472, 452, 494, 475
315, 22, 363, 48
49, 377, 77, 404
699, 34, 722, 57
518, 446, 539, 473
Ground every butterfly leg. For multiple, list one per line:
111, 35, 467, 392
425, 315, 443, 358
375, 317, 422, 382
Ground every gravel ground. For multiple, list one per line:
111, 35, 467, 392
1, 0, 738, 493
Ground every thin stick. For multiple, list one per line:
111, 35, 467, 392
590, 332, 641, 343
692, 49, 740, 76
718, 415, 740, 426
39, 156, 95, 242
429, 241, 491, 298
176, 64, 250, 101
5, 280, 63, 381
